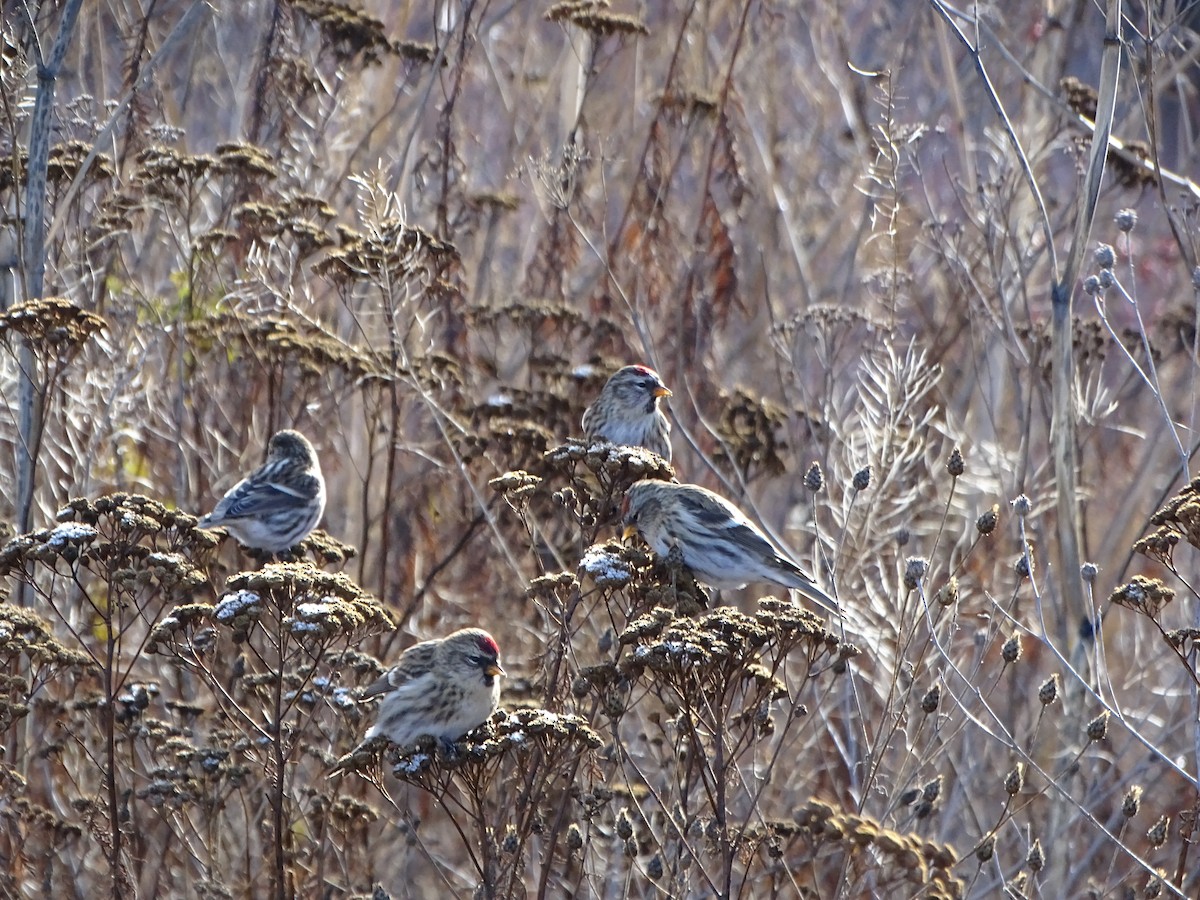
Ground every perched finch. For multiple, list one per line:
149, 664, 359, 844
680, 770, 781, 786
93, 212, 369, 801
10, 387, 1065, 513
621, 480, 838, 615
361, 628, 505, 750
582, 365, 673, 461
198, 430, 326, 553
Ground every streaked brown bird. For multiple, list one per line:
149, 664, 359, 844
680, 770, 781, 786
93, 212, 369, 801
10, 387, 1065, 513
361, 628, 505, 751
621, 479, 838, 615
582, 364, 673, 461
198, 430, 326, 553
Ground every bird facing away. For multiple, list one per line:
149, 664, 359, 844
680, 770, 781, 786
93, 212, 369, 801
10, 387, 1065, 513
361, 628, 505, 750
198, 430, 326, 553
582, 364, 673, 461
621, 479, 838, 616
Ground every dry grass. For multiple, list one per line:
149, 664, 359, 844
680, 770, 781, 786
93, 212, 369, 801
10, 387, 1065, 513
4, 0, 1200, 897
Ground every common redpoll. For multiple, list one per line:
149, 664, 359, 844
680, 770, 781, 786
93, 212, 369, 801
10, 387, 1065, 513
361, 628, 505, 749
198, 430, 326, 553
582, 365, 673, 461
621, 480, 838, 615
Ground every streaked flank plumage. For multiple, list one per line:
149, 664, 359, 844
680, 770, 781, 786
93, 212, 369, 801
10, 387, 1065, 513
621, 479, 838, 615
582, 365, 673, 461
198, 430, 326, 553
361, 628, 504, 749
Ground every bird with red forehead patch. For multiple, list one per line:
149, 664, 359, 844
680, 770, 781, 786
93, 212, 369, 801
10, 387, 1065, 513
582, 364, 673, 461
358, 628, 505, 752
621, 480, 839, 616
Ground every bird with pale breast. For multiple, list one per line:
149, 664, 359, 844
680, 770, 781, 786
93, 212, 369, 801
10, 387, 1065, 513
621, 479, 838, 616
582, 364, 673, 461
359, 628, 505, 752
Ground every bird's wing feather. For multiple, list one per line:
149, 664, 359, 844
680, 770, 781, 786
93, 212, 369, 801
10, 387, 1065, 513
688, 488, 757, 530
359, 643, 438, 699
213, 473, 320, 519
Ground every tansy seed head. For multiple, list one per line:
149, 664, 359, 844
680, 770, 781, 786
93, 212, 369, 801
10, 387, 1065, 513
1015, 549, 1033, 579
805, 461, 824, 492
1002, 634, 1022, 663
903, 557, 927, 590
852, 465, 872, 490
502, 825, 519, 853
976, 835, 995, 862
1147, 815, 1168, 848
922, 776, 942, 802
1122, 785, 1143, 818
1004, 762, 1026, 796
936, 577, 959, 607
1115, 208, 1137, 232
921, 685, 940, 714
1083, 274, 1102, 295
1098, 268, 1116, 289
616, 808, 634, 839
976, 505, 999, 535
566, 823, 583, 852
1027, 838, 1044, 873
1095, 243, 1116, 269
1012, 494, 1032, 517
1039, 674, 1060, 705
1081, 561, 1098, 583
947, 447, 964, 477
1087, 710, 1110, 742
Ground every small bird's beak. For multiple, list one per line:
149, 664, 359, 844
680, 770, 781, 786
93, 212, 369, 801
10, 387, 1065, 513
653, 386, 672, 399
622, 524, 638, 541
486, 663, 506, 678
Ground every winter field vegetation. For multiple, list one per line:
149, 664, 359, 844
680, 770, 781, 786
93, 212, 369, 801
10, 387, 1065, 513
3, 1, 1200, 897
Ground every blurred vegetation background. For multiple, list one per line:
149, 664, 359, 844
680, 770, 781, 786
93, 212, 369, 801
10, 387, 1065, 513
4, 0, 1200, 897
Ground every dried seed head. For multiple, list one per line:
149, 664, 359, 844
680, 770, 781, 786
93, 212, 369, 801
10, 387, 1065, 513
976, 504, 999, 535
1038, 674, 1060, 706
947, 447, 964, 477
852, 465, 872, 491
1095, 243, 1116, 269
567, 823, 583, 852
616, 807, 634, 840
896, 528, 911, 548
935, 577, 959, 607
647, 854, 663, 878
922, 775, 942, 802
1081, 561, 1098, 583
1002, 633, 1022, 663
1098, 268, 1116, 289
1122, 784, 1143, 818
976, 835, 995, 862
1011, 494, 1032, 517
804, 461, 824, 492
1015, 549, 1033, 579
502, 825, 519, 853
903, 557, 928, 590
1083, 274, 1102, 295
921, 685, 940, 714
1004, 762, 1026, 796
1115, 208, 1137, 232
1147, 815, 1169, 848
1086, 710, 1110, 742
1027, 838, 1044, 873
899, 788, 920, 806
